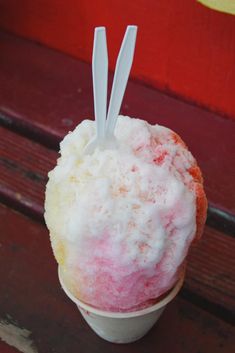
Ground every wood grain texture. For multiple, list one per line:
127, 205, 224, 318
0, 32, 234, 215
0, 204, 234, 353
186, 227, 235, 313
0, 1, 234, 118
0, 127, 57, 220
0, 127, 234, 314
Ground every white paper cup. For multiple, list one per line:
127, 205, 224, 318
58, 267, 185, 344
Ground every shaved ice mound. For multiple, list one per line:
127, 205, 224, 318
45, 116, 207, 312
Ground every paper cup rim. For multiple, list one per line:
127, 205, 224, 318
58, 266, 185, 318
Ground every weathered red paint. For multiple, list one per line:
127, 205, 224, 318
0, 126, 57, 219
187, 228, 235, 312
0, 1, 234, 118
0, 32, 235, 214
0, 204, 235, 352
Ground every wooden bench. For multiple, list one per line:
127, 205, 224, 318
0, 31, 234, 352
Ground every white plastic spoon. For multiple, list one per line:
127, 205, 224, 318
84, 27, 108, 154
84, 25, 137, 154
106, 25, 137, 139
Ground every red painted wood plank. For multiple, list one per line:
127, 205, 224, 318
0, 31, 234, 215
0, 1, 234, 118
0, 204, 234, 352
0, 127, 234, 314
186, 227, 235, 312
0, 126, 57, 219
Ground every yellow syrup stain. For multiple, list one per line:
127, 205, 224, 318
54, 240, 66, 265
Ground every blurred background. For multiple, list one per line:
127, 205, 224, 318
0, 0, 234, 119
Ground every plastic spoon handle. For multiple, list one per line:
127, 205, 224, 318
92, 27, 108, 140
106, 25, 137, 136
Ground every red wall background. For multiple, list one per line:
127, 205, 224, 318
0, 0, 234, 118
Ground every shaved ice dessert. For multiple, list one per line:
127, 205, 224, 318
44, 115, 207, 312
